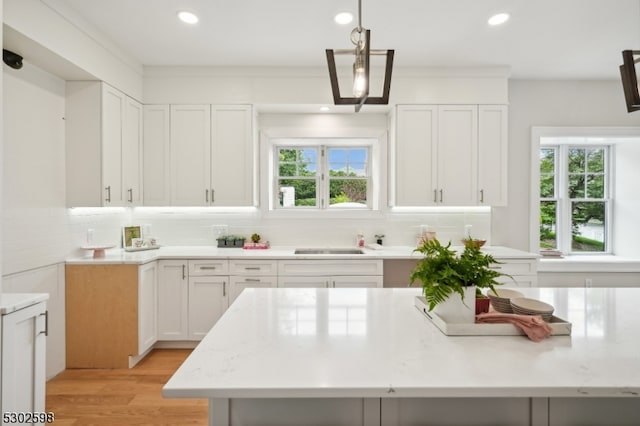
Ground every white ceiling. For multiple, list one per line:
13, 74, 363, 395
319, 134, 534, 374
53, 0, 640, 79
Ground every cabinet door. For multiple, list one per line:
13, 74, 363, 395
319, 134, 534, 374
437, 105, 478, 205
229, 276, 278, 305
138, 262, 158, 354
1, 302, 47, 413
331, 276, 383, 288
122, 96, 143, 205
170, 105, 211, 206
395, 105, 438, 206
278, 276, 329, 288
101, 84, 124, 206
143, 105, 171, 205
188, 276, 228, 340
478, 105, 508, 206
157, 260, 189, 340
211, 105, 254, 206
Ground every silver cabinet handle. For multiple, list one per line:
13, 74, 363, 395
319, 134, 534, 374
244, 267, 261, 271
182, 264, 186, 280
205, 189, 209, 203
244, 278, 261, 282
128, 188, 133, 203
223, 281, 226, 297
211, 189, 215, 203
480, 189, 484, 203
200, 266, 217, 270
39, 311, 49, 336
105, 186, 111, 203
433, 189, 437, 203
439, 189, 443, 203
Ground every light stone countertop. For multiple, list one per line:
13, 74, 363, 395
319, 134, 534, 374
0, 293, 49, 315
66, 245, 539, 265
163, 287, 640, 399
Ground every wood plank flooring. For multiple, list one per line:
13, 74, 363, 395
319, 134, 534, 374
46, 349, 208, 425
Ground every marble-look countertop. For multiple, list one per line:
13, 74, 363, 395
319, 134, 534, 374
66, 245, 539, 265
163, 287, 640, 399
0, 293, 49, 315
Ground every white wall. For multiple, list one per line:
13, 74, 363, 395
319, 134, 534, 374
494, 80, 640, 252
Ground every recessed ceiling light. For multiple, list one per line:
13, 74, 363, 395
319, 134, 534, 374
320, 106, 330, 112
334, 12, 353, 25
178, 10, 199, 25
488, 13, 510, 26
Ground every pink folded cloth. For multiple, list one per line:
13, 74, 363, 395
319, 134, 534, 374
475, 312, 554, 342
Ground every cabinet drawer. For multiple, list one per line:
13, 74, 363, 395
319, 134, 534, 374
278, 260, 383, 276
188, 259, 229, 276
491, 259, 536, 275
229, 260, 278, 276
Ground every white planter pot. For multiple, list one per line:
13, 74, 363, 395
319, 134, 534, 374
431, 286, 476, 324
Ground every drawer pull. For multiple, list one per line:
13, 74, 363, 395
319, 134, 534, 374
200, 266, 217, 270
245, 278, 261, 282
489, 266, 502, 270
244, 267, 261, 270
39, 311, 49, 336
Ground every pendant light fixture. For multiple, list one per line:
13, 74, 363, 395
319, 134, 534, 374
620, 50, 640, 112
325, 0, 394, 112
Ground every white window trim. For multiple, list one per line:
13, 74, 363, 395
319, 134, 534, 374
530, 126, 640, 255
260, 128, 387, 219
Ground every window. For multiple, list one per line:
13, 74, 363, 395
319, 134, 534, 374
274, 142, 372, 209
539, 142, 610, 253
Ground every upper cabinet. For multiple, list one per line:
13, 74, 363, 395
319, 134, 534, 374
392, 104, 508, 207
144, 104, 255, 207
66, 82, 142, 207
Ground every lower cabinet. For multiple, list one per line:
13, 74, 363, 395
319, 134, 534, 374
1, 301, 47, 417
157, 259, 229, 341
277, 260, 384, 288
188, 275, 228, 340
228, 260, 278, 304
65, 263, 158, 368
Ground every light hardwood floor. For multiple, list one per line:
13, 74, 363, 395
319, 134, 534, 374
46, 349, 208, 425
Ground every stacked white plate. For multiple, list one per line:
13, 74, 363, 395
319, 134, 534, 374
510, 297, 555, 321
487, 288, 524, 313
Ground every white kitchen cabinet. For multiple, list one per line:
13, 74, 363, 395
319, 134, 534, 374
143, 105, 171, 205
210, 105, 255, 206
169, 104, 254, 206
277, 260, 383, 288
157, 260, 189, 340
188, 276, 229, 339
66, 81, 143, 207
493, 258, 538, 287
229, 260, 278, 304
1, 301, 47, 417
138, 261, 158, 354
478, 105, 508, 206
170, 105, 212, 206
394, 104, 507, 207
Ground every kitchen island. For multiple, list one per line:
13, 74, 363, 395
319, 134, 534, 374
163, 287, 640, 426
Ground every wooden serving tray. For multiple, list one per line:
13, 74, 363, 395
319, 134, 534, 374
414, 296, 572, 336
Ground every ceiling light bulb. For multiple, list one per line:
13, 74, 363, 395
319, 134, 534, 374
488, 13, 509, 26
178, 11, 199, 24
334, 12, 354, 25
353, 58, 367, 98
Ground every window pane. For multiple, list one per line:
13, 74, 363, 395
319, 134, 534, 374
540, 175, 555, 198
328, 148, 368, 177
571, 201, 605, 252
329, 179, 368, 207
586, 174, 604, 198
568, 174, 585, 198
278, 148, 316, 177
568, 148, 585, 173
539, 148, 555, 173
586, 148, 604, 173
540, 201, 557, 249
279, 180, 317, 207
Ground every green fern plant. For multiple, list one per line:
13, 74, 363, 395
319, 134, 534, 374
410, 238, 507, 310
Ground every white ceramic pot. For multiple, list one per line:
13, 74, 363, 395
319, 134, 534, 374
431, 286, 476, 324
